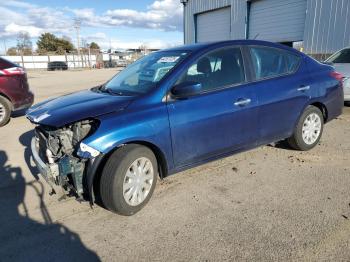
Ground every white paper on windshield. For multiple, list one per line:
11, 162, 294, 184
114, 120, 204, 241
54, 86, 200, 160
157, 56, 180, 63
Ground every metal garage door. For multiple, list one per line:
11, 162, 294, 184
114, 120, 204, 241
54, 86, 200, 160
196, 7, 231, 43
249, 0, 307, 42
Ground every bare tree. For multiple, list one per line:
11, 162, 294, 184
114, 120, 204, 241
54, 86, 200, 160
139, 44, 148, 55
17, 32, 32, 55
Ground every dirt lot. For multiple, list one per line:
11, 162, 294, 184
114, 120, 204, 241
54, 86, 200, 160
0, 69, 349, 261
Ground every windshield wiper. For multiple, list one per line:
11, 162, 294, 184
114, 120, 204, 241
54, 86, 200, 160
104, 88, 125, 96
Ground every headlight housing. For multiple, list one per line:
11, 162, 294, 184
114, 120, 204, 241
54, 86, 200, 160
77, 142, 100, 158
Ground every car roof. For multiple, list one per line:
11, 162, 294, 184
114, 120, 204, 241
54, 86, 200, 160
162, 39, 301, 55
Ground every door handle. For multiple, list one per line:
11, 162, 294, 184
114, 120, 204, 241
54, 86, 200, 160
234, 98, 251, 106
297, 85, 310, 91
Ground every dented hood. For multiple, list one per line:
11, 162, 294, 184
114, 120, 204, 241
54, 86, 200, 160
26, 89, 133, 127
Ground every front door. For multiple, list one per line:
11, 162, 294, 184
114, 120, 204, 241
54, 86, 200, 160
167, 46, 259, 168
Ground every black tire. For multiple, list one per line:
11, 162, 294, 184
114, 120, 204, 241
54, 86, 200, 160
0, 96, 11, 127
287, 105, 324, 151
100, 144, 158, 216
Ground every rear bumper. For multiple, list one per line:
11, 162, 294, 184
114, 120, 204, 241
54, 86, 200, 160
13, 91, 34, 111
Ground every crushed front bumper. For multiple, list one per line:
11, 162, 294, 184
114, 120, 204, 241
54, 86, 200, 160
31, 137, 60, 192
31, 137, 86, 195
31, 137, 104, 204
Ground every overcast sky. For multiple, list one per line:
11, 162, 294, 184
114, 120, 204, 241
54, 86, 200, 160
0, 0, 184, 53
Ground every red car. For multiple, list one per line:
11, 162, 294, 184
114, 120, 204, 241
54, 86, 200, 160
0, 58, 34, 126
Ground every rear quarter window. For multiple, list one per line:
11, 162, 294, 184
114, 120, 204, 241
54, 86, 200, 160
284, 52, 301, 73
249, 46, 301, 80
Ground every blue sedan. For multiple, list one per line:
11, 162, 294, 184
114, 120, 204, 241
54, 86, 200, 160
27, 40, 344, 215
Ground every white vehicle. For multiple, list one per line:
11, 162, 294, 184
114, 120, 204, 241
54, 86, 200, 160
326, 47, 350, 102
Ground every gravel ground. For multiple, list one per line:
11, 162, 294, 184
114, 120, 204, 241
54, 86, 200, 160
0, 69, 349, 262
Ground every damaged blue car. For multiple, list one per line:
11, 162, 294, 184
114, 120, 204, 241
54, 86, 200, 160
27, 40, 343, 215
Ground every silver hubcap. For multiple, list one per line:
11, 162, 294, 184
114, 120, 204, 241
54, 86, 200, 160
0, 103, 5, 122
123, 157, 154, 206
302, 113, 322, 145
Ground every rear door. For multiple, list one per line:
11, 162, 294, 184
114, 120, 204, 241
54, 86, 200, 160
167, 46, 259, 168
246, 46, 311, 144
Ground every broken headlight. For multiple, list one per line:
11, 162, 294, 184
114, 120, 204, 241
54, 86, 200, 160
35, 118, 100, 162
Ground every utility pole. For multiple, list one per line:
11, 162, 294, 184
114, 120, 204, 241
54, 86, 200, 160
3, 38, 7, 55
180, 0, 188, 44
74, 18, 81, 68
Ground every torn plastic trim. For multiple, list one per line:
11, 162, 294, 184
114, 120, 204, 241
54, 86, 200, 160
86, 154, 104, 206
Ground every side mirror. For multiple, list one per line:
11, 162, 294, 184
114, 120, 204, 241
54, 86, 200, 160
171, 81, 202, 99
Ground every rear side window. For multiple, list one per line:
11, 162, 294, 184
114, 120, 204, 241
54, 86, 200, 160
177, 47, 245, 92
0, 58, 18, 70
249, 47, 300, 80
326, 48, 350, 63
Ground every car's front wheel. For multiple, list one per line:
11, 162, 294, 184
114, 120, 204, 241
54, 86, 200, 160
287, 105, 324, 151
0, 96, 11, 127
100, 144, 158, 215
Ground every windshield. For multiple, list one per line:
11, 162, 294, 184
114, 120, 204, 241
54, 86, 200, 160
103, 51, 188, 95
326, 48, 350, 63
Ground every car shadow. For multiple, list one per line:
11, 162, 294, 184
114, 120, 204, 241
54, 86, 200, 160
0, 150, 100, 261
19, 130, 39, 180
268, 140, 293, 150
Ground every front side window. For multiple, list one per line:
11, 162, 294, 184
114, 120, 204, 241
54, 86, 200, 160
326, 48, 350, 63
103, 51, 188, 95
176, 47, 245, 92
249, 47, 300, 80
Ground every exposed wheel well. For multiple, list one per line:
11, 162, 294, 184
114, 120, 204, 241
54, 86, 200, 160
92, 141, 168, 206
96, 141, 168, 181
310, 102, 328, 122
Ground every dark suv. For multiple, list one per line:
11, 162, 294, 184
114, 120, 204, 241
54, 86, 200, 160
48, 61, 68, 71
0, 58, 34, 126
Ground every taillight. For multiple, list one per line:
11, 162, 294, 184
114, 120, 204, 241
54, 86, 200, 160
330, 71, 344, 88
330, 71, 344, 81
0, 67, 25, 76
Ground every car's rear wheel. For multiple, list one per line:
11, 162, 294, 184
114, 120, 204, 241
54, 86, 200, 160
0, 96, 11, 127
287, 105, 324, 151
100, 144, 158, 216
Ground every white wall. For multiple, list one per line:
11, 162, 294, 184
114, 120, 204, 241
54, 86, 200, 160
1, 54, 99, 69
